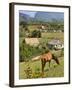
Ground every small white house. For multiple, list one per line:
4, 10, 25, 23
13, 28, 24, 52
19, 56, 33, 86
48, 39, 64, 50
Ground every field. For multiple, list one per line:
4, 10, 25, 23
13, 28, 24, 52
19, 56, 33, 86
20, 32, 64, 44
41, 32, 64, 41
19, 31, 64, 79
19, 56, 64, 79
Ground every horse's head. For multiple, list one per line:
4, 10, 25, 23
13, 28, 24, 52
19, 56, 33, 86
52, 54, 60, 65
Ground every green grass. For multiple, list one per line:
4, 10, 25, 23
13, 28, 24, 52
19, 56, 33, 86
19, 56, 64, 79
19, 29, 64, 79
41, 32, 64, 41
19, 32, 64, 44
28, 25, 38, 32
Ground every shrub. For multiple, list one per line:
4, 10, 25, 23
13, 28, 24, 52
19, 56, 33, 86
24, 66, 32, 79
31, 30, 41, 38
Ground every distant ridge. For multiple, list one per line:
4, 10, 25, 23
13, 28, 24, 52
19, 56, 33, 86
19, 11, 64, 23
19, 13, 31, 23
34, 12, 64, 22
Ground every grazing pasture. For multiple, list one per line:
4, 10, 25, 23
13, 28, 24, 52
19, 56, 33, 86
41, 32, 64, 41
19, 56, 64, 79
19, 32, 64, 79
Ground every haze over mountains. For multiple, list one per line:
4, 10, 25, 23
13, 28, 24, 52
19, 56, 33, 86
19, 11, 64, 23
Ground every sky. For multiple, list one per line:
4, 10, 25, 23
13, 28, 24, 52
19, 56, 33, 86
19, 10, 37, 18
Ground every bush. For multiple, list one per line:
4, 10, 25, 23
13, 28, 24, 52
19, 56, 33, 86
24, 65, 32, 78
19, 40, 41, 62
19, 21, 27, 28
31, 30, 41, 38
19, 41, 32, 62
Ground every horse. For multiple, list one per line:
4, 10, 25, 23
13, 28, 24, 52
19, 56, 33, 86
40, 52, 60, 77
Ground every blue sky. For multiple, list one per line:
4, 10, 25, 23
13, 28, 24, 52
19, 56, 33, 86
19, 10, 37, 18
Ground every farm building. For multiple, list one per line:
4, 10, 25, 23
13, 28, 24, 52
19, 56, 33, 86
48, 39, 64, 50
25, 38, 39, 47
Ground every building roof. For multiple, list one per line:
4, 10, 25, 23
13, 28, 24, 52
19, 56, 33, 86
25, 38, 39, 46
48, 39, 63, 45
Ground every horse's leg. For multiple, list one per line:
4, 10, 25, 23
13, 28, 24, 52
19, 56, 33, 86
41, 60, 44, 77
49, 60, 51, 68
41, 59, 46, 78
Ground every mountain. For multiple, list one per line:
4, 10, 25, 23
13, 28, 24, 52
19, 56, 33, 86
19, 13, 31, 23
19, 12, 64, 23
34, 12, 64, 22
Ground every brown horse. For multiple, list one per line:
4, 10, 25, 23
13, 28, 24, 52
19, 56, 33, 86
40, 52, 60, 77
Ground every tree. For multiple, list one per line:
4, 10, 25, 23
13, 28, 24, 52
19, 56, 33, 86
19, 43, 32, 62
31, 30, 41, 38
19, 21, 27, 28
